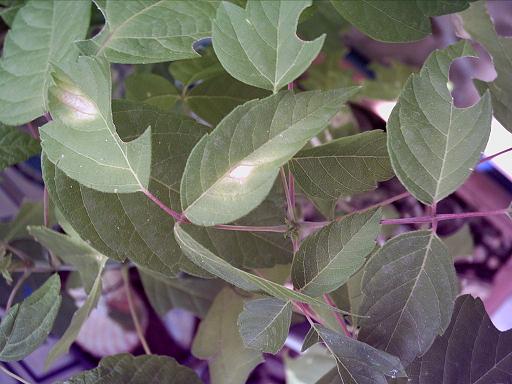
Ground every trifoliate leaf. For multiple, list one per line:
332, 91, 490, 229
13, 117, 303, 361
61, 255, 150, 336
238, 298, 292, 354
0, 0, 91, 125
461, 1, 512, 134
192, 288, 263, 384
124, 73, 180, 111
290, 130, 394, 201
60, 353, 201, 384
77, 0, 219, 64
139, 268, 224, 318
174, 223, 349, 313
387, 41, 492, 205
181, 88, 359, 226
359, 230, 458, 365
330, 0, 472, 42
212, 0, 325, 92
0, 274, 61, 361
408, 295, 512, 384
292, 209, 381, 297
0, 125, 40, 171
40, 56, 152, 193
313, 325, 406, 384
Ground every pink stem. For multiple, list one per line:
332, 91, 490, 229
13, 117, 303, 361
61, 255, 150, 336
380, 208, 509, 225
479, 147, 512, 164
323, 294, 351, 337
431, 202, 438, 233
142, 188, 184, 222
288, 82, 294, 90
288, 172, 296, 214
336, 191, 410, 221
214, 224, 288, 233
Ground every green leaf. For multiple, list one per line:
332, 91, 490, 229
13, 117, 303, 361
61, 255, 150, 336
387, 41, 492, 204
46, 257, 106, 368
212, 0, 325, 92
0, 274, 61, 361
313, 325, 406, 384
192, 288, 263, 384
290, 130, 394, 201
77, 0, 219, 64
28, 226, 104, 293
330, 0, 472, 42
169, 50, 224, 90
181, 88, 359, 226
60, 353, 201, 384
0, 202, 44, 242
284, 344, 336, 384
40, 56, 152, 193
443, 224, 474, 260
300, 48, 353, 91
461, 1, 512, 134
407, 295, 512, 384
174, 223, 349, 313
0, 0, 26, 27
358, 230, 458, 365
0, 0, 91, 125
124, 73, 180, 111
43, 101, 209, 276
361, 61, 415, 101
139, 268, 224, 318
0, 125, 40, 171
238, 298, 292, 354
292, 209, 381, 297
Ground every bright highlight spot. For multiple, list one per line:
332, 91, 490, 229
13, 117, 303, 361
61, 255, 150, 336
59, 89, 98, 121
229, 165, 254, 180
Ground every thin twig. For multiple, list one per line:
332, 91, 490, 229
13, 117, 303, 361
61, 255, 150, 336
121, 266, 151, 355
0, 365, 33, 384
431, 202, 438, 234
478, 147, 512, 164
213, 224, 288, 233
4, 244, 30, 264
142, 188, 183, 222
5, 269, 31, 311
323, 294, 351, 337
380, 208, 509, 225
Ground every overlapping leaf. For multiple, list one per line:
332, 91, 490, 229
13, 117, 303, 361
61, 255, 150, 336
290, 131, 394, 201
0, 274, 61, 361
60, 353, 201, 384
284, 344, 336, 384
238, 298, 292, 354
40, 57, 151, 193
192, 288, 263, 384
212, 0, 325, 92
292, 209, 381, 297
181, 88, 359, 226
358, 230, 458, 365
0, 202, 44, 242
0, 125, 40, 171
330, 0, 472, 42
174, 223, 348, 313
139, 268, 224, 318
387, 41, 492, 204
124, 73, 180, 111
0, 0, 90, 125
408, 294, 512, 384
77, 0, 219, 64
461, 1, 512, 133
308, 325, 406, 384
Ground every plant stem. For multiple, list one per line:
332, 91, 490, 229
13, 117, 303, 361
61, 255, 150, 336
0, 365, 33, 384
478, 147, 512, 164
121, 266, 151, 355
380, 208, 509, 225
141, 188, 184, 222
43, 187, 49, 227
4, 244, 30, 264
5, 269, 31, 311
431, 202, 438, 233
323, 294, 351, 338
213, 224, 288, 233
280, 168, 299, 251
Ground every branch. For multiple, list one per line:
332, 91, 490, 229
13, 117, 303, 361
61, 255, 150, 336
478, 147, 512, 164
323, 294, 351, 338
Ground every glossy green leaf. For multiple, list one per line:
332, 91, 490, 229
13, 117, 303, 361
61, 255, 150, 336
139, 268, 224, 318
43, 101, 209, 276
40, 56, 151, 193
124, 73, 180, 111
181, 88, 359, 226
238, 297, 292, 354
285, 344, 336, 384
0, 125, 40, 171
290, 130, 394, 201
408, 295, 512, 384
77, 0, 219, 64
312, 325, 406, 384
461, 1, 512, 133
174, 223, 349, 313
0, 0, 91, 125
330, 0, 472, 42
192, 288, 263, 384
212, 0, 325, 92
0, 274, 61, 361
359, 230, 458, 365
60, 353, 201, 384
292, 209, 381, 297
387, 41, 492, 204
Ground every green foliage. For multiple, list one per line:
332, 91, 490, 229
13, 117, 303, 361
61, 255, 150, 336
2, 1, 512, 382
